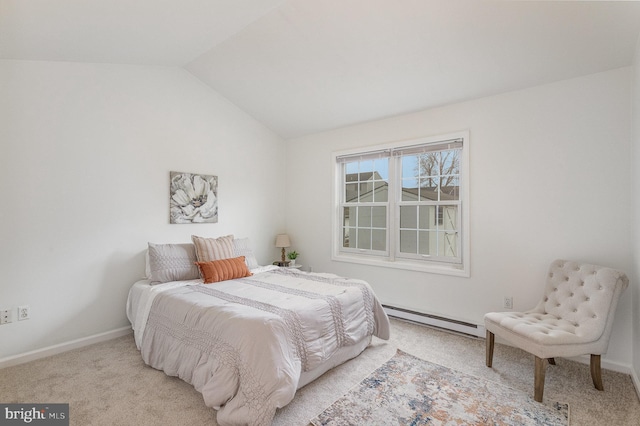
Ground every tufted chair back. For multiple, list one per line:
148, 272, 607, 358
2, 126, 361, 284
533, 259, 629, 345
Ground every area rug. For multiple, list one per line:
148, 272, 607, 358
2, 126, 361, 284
310, 349, 569, 426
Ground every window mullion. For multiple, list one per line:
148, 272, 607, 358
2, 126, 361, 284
388, 154, 398, 261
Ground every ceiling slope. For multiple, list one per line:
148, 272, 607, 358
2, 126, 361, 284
3, 0, 640, 138
0, 0, 287, 66
187, 0, 640, 138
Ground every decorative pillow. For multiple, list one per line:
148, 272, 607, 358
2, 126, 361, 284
147, 243, 200, 284
192, 234, 234, 262
195, 256, 253, 283
233, 238, 259, 269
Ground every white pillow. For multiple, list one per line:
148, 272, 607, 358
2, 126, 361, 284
233, 238, 259, 269
147, 243, 200, 284
144, 250, 151, 279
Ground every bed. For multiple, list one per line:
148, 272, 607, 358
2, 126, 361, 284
126, 237, 390, 426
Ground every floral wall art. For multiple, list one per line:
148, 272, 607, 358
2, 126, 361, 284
170, 171, 218, 224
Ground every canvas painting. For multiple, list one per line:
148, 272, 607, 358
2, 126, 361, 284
170, 171, 218, 224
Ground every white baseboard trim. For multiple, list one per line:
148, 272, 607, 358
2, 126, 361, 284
384, 305, 485, 338
0, 326, 133, 369
490, 336, 634, 377
565, 354, 632, 375
632, 368, 640, 401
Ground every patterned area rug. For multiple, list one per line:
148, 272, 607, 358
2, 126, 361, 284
310, 349, 569, 426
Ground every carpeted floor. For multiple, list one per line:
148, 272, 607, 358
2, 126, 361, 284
1, 318, 638, 425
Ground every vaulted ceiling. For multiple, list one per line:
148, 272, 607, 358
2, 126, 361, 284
2, 0, 640, 138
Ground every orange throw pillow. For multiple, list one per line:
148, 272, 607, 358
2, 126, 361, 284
196, 256, 252, 283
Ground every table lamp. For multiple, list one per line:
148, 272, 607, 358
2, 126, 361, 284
275, 234, 291, 263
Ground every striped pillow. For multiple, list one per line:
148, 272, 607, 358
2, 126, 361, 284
192, 234, 234, 262
196, 256, 252, 283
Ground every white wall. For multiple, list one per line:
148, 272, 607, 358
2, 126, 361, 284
633, 36, 640, 388
0, 60, 286, 359
286, 67, 634, 367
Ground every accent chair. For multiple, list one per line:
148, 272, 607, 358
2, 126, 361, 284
484, 259, 629, 402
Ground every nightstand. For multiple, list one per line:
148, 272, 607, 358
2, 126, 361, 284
273, 261, 302, 269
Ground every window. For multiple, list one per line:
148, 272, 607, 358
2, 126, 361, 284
341, 153, 389, 253
333, 132, 469, 276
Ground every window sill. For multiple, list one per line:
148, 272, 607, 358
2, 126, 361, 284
332, 253, 470, 277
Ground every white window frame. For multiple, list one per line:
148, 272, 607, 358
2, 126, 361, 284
332, 131, 470, 277
337, 150, 391, 258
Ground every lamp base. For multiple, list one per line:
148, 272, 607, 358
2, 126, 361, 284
273, 261, 290, 267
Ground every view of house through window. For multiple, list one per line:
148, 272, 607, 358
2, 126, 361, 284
343, 157, 389, 251
336, 134, 467, 270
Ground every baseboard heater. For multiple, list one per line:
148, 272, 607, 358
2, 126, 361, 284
383, 305, 485, 338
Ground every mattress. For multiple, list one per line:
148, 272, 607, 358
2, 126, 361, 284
126, 265, 390, 425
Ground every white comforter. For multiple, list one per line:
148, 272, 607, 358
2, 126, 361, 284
127, 266, 390, 426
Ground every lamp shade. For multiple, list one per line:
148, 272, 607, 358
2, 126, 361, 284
275, 234, 291, 248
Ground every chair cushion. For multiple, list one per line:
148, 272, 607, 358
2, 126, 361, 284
485, 311, 583, 345
484, 311, 606, 359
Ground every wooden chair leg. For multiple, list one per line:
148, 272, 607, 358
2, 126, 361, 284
534, 356, 546, 402
590, 354, 604, 391
486, 331, 494, 368
548, 358, 556, 365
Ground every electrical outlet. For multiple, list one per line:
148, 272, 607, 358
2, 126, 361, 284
503, 296, 513, 309
18, 305, 30, 321
0, 309, 12, 325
